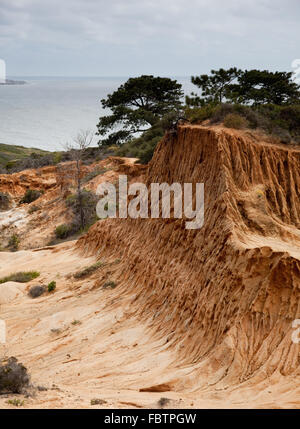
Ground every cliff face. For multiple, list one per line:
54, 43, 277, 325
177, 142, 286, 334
0, 165, 57, 197
78, 125, 300, 389
0, 157, 143, 250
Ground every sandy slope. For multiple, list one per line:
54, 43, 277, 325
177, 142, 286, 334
0, 125, 299, 408
0, 243, 299, 409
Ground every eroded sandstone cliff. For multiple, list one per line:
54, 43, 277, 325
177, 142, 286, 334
78, 125, 300, 389
0, 126, 299, 408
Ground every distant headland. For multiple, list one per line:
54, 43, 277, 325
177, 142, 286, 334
0, 79, 26, 85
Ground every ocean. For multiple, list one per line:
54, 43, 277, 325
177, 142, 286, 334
0, 76, 193, 151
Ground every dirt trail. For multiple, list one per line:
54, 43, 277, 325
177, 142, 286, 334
0, 125, 299, 408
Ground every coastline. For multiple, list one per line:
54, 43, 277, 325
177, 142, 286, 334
0, 79, 26, 86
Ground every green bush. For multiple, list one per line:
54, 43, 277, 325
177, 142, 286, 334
8, 234, 20, 251
20, 189, 41, 204
223, 113, 249, 129
82, 167, 107, 184
115, 111, 189, 164
184, 104, 217, 123
136, 142, 158, 164
47, 281, 56, 293
65, 189, 99, 232
255, 104, 300, 141
65, 193, 77, 207
207, 103, 300, 143
73, 261, 103, 279
6, 399, 25, 407
53, 152, 62, 164
279, 105, 300, 134
65, 190, 97, 217
210, 103, 238, 123
90, 398, 106, 406
5, 160, 18, 171
102, 280, 117, 289
116, 122, 164, 164
210, 103, 269, 129
55, 224, 72, 239
0, 271, 40, 284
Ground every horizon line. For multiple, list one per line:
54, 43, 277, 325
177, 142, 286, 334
7, 75, 191, 79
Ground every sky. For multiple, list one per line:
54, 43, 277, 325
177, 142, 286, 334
0, 0, 299, 77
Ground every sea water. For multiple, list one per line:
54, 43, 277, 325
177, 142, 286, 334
0, 76, 193, 151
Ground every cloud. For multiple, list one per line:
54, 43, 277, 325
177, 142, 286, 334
0, 0, 299, 75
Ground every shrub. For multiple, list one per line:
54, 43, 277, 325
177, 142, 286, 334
271, 126, 292, 144
71, 320, 81, 326
55, 224, 72, 239
53, 152, 62, 164
47, 281, 56, 293
91, 398, 107, 406
65, 193, 78, 207
0, 271, 39, 284
210, 103, 266, 129
28, 205, 39, 214
20, 189, 41, 204
0, 357, 30, 394
102, 281, 117, 289
116, 118, 166, 164
184, 104, 217, 123
279, 105, 300, 135
54, 219, 97, 241
8, 234, 20, 251
73, 261, 103, 279
5, 160, 18, 171
0, 192, 11, 211
158, 397, 171, 407
256, 104, 300, 136
6, 398, 25, 407
223, 113, 249, 129
210, 103, 236, 123
82, 167, 107, 184
208, 103, 300, 143
28, 285, 46, 298
65, 189, 98, 230
50, 328, 62, 335
12, 154, 56, 173
55, 190, 100, 240
37, 385, 48, 391
137, 143, 158, 164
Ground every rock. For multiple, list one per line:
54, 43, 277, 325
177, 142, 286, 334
0, 282, 24, 304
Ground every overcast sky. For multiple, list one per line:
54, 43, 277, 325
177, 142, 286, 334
0, 0, 299, 77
